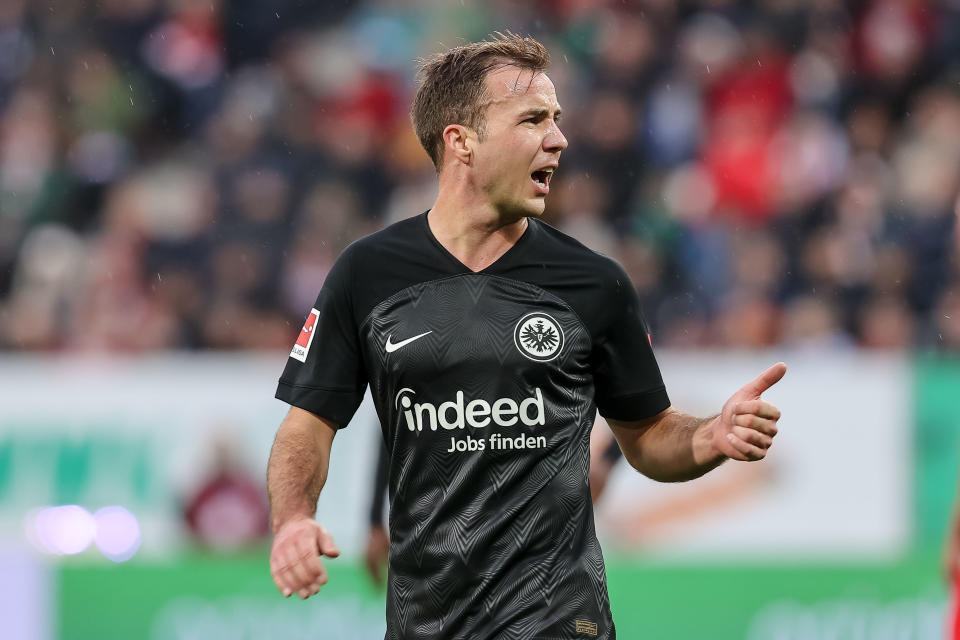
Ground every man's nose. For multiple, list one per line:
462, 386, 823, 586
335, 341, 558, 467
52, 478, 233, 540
544, 122, 568, 152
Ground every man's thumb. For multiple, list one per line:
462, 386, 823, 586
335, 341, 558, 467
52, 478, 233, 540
317, 528, 340, 558
737, 362, 787, 398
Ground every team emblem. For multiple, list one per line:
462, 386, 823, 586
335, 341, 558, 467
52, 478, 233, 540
514, 312, 564, 362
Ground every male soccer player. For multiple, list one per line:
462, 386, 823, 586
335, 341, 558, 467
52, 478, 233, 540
267, 33, 786, 639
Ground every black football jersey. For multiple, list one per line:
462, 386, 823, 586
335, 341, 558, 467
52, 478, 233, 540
276, 212, 670, 640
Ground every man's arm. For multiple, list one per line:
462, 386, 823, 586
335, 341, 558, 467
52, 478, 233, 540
588, 416, 624, 501
364, 439, 391, 587
267, 406, 340, 600
608, 409, 721, 482
608, 362, 786, 483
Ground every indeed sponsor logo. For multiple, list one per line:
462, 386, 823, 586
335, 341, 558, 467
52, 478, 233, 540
394, 388, 545, 431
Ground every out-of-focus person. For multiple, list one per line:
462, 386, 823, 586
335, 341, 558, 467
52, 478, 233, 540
363, 438, 391, 587
944, 466, 960, 640
184, 435, 269, 550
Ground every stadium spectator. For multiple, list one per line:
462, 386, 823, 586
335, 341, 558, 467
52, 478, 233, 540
1, 0, 958, 353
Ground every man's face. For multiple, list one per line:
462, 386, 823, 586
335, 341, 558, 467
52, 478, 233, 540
469, 66, 568, 219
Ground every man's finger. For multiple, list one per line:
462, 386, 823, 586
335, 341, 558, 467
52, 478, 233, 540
297, 543, 326, 581
732, 413, 778, 436
365, 551, 384, 586
732, 426, 773, 450
286, 548, 318, 590
269, 568, 287, 596
734, 399, 781, 421
271, 548, 298, 597
726, 433, 766, 461
271, 562, 296, 597
737, 362, 787, 398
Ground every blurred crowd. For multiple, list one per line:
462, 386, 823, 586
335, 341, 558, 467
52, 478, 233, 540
2, 0, 960, 352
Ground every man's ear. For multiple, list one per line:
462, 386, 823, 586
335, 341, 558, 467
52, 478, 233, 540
441, 124, 475, 166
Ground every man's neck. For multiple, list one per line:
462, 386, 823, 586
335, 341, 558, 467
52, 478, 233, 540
428, 190, 529, 273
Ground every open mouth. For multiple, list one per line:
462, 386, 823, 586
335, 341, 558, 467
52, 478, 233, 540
531, 168, 554, 192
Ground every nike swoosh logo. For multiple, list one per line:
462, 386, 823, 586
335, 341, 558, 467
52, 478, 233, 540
385, 331, 432, 353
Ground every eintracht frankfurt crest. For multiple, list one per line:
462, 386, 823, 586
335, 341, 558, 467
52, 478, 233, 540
514, 312, 564, 362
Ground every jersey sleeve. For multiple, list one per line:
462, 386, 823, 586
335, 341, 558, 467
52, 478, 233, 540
275, 246, 368, 428
592, 262, 670, 422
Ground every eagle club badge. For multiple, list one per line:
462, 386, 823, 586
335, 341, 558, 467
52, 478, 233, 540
290, 308, 320, 362
514, 312, 564, 362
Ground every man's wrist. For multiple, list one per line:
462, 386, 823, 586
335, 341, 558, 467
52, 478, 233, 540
692, 415, 724, 467
271, 510, 316, 535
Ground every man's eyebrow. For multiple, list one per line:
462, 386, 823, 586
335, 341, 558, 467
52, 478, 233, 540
518, 107, 563, 119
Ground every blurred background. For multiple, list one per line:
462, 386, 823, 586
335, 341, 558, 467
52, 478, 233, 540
1, 0, 959, 638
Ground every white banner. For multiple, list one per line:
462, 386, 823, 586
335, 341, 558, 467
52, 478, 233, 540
0, 354, 381, 558
593, 351, 911, 560
0, 352, 910, 561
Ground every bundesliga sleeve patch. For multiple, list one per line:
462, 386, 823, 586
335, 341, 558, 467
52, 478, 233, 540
290, 308, 320, 362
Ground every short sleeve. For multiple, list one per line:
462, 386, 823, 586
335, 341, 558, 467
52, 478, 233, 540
592, 264, 670, 422
275, 246, 368, 428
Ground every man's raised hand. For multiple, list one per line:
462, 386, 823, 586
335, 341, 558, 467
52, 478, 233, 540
711, 362, 786, 462
270, 517, 340, 600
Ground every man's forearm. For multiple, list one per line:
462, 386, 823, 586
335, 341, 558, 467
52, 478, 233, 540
620, 409, 725, 482
267, 409, 335, 533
